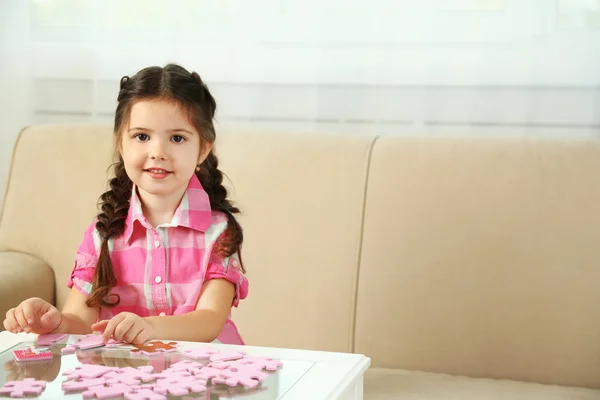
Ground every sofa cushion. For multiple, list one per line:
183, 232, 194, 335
365, 368, 600, 400
219, 130, 378, 352
0, 124, 113, 310
356, 136, 600, 387
0, 251, 54, 321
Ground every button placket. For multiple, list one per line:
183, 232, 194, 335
150, 228, 168, 312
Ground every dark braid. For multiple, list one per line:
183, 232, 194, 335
196, 151, 245, 273
87, 160, 132, 308
188, 70, 245, 271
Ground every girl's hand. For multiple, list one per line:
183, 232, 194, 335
3, 297, 63, 335
91, 312, 155, 345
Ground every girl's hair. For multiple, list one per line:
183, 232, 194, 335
86, 64, 244, 308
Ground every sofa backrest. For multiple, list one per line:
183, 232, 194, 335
2, 125, 600, 389
219, 130, 377, 353
0, 124, 114, 307
355, 136, 600, 388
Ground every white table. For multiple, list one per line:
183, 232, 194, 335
0, 331, 370, 400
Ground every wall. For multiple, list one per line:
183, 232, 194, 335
1, 0, 599, 204
0, 2, 32, 207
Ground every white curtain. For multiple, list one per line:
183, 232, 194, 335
1, 0, 599, 200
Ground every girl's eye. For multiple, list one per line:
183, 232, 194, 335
134, 133, 149, 141
171, 135, 186, 143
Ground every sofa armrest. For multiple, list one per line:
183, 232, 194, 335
0, 251, 55, 326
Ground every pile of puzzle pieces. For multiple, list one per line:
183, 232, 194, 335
1, 334, 283, 399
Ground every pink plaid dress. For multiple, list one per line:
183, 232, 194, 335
67, 174, 249, 345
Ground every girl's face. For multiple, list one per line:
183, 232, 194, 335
120, 99, 211, 203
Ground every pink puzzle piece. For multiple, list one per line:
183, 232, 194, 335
153, 369, 192, 381
208, 360, 241, 370
153, 375, 207, 396
104, 366, 155, 386
167, 360, 203, 373
191, 366, 222, 382
0, 378, 47, 397
13, 347, 53, 362
212, 366, 267, 389
238, 355, 284, 371
62, 378, 108, 392
209, 350, 245, 363
139, 383, 155, 389
83, 382, 141, 399
181, 347, 219, 360
63, 365, 115, 380
105, 339, 126, 348
61, 345, 76, 354
182, 347, 245, 362
124, 388, 166, 400
37, 333, 68, 345
74, 334, 106, 350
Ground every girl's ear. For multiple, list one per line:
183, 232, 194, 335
197, 141, 214, 165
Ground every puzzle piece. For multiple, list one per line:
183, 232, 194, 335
181, 347, 245, 362
181, 347, 219, 360
13, 347, 53, 362
0, 378, 47, 397
82, 382, 141, 399
153, 368, 192, 381
153, 375, 207, 396
124, 388, 166, 400
212, 366, 267, 389
238, 355, 284, 371
191, 366, 222, 382
74, 334, 106, 350
61, 345, 76, 354
104, 366, 155, 386
62, 378, 108, 392
130, 341, 178, 356
37, 333, 68, 345
63, 365, 115, 380
105, 339, 126, 348
208, 360, 241, 370
209, 350, 245, 363
167, 360, 203, 373
59, 334, 106, 353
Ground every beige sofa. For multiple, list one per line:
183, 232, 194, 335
1, 124, 600, 399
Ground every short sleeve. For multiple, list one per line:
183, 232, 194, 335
66, 222, 99, 296
205, 251, 249, 308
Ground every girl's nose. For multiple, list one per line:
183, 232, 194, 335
148, 140, 168, 160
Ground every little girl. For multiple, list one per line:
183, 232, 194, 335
2, 64, 248, 345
